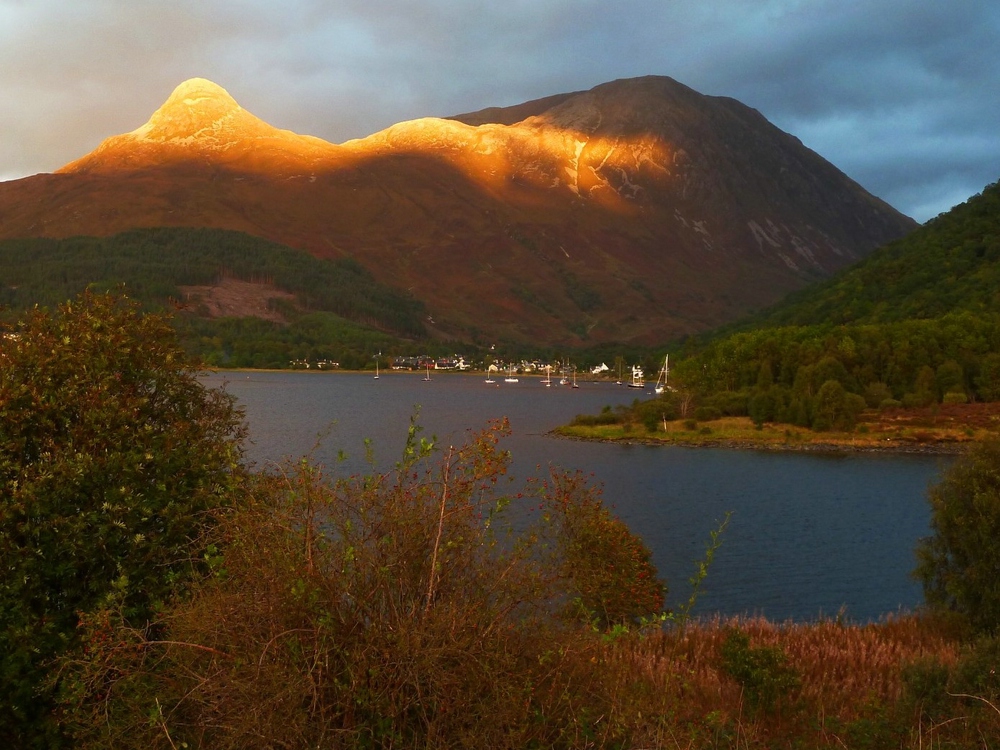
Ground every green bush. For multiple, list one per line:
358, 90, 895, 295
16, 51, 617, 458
943, 391, 969, 404
719, 629, 799, 715
0, 292, 246, 747
952, 635, 1000, 699
864, 382, 893, 408
694, 406, 721, 421
915, 440, 1000, 633
901, 658, 952, 720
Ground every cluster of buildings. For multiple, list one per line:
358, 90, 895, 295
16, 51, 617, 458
391, 355, 470, 371
288, 359, 340, 369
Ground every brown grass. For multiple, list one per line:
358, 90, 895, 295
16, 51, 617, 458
596, 613, 992, 749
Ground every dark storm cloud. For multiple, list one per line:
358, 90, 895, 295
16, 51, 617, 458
0, 0, 997, 221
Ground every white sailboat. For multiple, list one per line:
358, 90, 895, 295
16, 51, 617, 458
627, 365, 645, 389
572, 368, 580, 389
422, 363, 432, 381
373, 351, 380, 380
654, 355, 669, 394
504, 364, 519, 383
543, 365, 552, 387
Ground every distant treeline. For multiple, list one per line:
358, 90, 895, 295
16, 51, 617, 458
0, 227, 431, 367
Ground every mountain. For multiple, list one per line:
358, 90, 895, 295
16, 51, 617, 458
0, 76, 916, 346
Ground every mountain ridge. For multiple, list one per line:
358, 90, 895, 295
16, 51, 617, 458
0, 75, 917, 346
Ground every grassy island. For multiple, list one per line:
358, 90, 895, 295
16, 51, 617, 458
556, 401, 1000, 453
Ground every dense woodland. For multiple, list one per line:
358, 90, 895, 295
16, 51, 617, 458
0, 227, 428, 368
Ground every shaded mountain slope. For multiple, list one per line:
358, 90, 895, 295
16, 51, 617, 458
743, 180, 1000, 329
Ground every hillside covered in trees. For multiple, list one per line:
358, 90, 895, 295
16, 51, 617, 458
0, 227, 428, 368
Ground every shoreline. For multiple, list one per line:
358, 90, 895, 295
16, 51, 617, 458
549, 429, 968, 455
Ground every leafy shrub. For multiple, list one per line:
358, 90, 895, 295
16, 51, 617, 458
900, 658, 952, 720
864, 381, 893, 408
570, 411, 620, 426
542, 470, 666, 628
0, 292, 245, 746
952, 635, 1000, 699
718, 629, 799, 714
943, 391, 969, 404
631, 395, 679, 430
694, 406, 721, 421
915, 439, 1000, 633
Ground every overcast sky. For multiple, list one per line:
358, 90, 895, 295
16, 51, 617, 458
1, 0, 997, 223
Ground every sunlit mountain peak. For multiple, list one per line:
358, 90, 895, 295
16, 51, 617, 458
58, 78, 341, 174
129, 77, 272, 143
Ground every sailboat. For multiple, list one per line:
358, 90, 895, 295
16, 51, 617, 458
571, 368, 580, 389
542, 365, 552, 387
422, 363, 432, 381
504, 364, 519, 383
615, 359, 623, 386
373, 351, 380, 380
654, 355, 669, 394
627, 365, 645, 389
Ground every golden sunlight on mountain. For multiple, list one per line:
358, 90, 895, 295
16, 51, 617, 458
58, 78, 343, 176
0, 75, 917, 346
344, 113, 670, 214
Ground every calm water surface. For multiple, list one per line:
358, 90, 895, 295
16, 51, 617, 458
202, 370, 951, 623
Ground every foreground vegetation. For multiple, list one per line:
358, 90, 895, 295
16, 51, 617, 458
6, 293, 1000, 748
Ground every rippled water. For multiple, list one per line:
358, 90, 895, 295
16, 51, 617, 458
202, 370, 951, 623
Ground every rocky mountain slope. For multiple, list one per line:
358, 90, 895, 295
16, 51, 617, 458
0, 76, 916, 346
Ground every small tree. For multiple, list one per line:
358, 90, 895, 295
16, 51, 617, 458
915, 439, 1000, 633
0, 292, 245, 745
811, 379, 865, 431
541, 470, 666, 628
